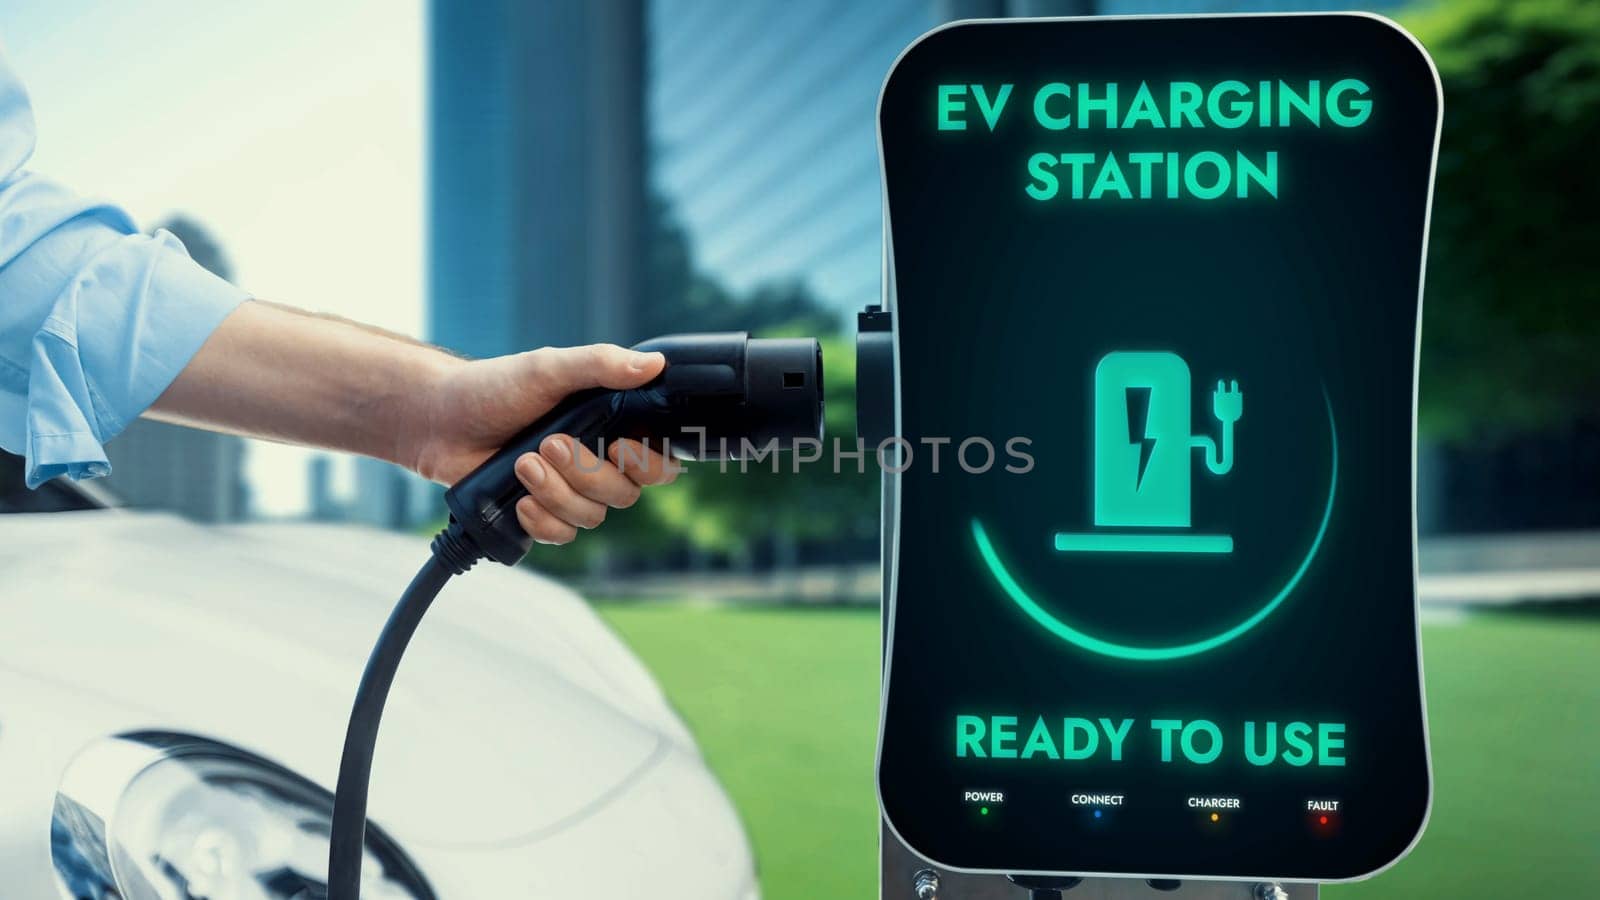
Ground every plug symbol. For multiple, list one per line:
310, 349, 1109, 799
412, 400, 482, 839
1193, 379, 1243, 476
1056, 351, 1242, 554
1214, 379, 1244, 424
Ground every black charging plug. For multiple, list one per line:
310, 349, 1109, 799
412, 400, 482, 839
443, 332, 823, 567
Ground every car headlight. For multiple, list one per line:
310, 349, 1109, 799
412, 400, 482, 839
52, 732, 434, 900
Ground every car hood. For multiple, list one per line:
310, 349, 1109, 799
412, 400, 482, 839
0, 509, 698, 848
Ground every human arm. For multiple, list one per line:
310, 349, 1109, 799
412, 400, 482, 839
148, 300, 681, 543
0, 47, 674, 541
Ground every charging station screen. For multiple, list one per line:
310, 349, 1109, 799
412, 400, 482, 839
875, 15, 1437, 881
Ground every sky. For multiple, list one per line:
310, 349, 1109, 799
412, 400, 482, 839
0, 0, 425, 515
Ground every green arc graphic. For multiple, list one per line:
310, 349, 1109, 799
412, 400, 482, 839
971, 394, 1338, 662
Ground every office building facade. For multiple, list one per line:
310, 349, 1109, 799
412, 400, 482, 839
103, 420, 249, 523
647, 2, 934, 323
428, 0, 647, 359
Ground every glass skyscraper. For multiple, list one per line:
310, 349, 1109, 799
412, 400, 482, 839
428, 0, 646, 359
648, 2, 937, 323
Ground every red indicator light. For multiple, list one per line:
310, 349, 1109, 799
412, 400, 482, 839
1319, 816, 1329, 826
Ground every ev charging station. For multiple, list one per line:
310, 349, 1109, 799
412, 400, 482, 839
863, 14, 1442, 899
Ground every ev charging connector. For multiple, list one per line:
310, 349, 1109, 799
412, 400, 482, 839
327, 332, 822, 900
444, 332, 823, 566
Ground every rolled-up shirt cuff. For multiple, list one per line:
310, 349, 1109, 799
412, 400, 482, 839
27, 430, 111, 485
24, 230, 247, 488
104, 235, 248, 432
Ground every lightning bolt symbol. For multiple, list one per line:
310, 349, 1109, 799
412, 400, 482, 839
1125, 386, 1156, 491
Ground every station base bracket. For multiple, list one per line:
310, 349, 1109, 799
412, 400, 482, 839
882, 822, 1320, 900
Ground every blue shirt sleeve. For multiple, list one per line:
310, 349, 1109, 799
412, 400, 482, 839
0, 48, 247, 488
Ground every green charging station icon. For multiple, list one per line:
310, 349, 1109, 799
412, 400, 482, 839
1056, 351, 1243, 554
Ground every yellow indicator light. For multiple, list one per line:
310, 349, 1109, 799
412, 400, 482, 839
1210, 813, 1220, 823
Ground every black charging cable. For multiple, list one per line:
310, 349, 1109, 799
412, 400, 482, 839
326, 524, 481, 900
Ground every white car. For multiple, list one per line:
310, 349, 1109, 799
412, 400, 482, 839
0, 460, 758, 899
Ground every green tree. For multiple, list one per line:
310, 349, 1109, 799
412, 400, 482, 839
1409, 0, 1600, 439
639, 194, 841, 338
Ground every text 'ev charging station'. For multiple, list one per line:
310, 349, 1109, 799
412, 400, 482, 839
869, 14, 1441, 886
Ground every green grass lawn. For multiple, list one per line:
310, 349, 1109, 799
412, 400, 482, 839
599, 604, 1600, 900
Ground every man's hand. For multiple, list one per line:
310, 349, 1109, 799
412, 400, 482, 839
404, 344, 681, 544
150, 302, 680, 546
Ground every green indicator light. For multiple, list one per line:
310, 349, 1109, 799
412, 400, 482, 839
971, 390, 1337, 662
980, 806, 989, 816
